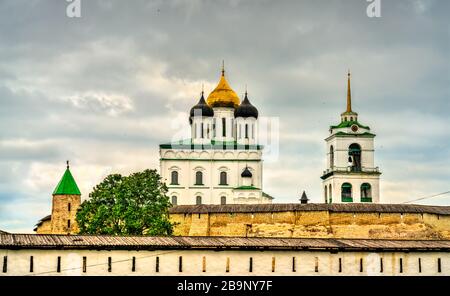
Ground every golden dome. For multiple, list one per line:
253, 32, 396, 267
206, 71, 240, 108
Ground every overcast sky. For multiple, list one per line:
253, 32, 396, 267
0, 0, 449, 233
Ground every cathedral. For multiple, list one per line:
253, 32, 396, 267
159, 65, 273, 205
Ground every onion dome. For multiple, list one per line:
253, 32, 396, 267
189, 91, 214, 123
235, 91, 259, 119
241, 167, 253, 178
206, 66, 240, 108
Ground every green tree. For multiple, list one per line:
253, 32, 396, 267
76, 169, 173, 235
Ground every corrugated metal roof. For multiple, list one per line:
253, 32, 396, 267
169, 203, 450, 215
1, 234, 449, 251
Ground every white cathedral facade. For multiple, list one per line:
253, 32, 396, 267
160, 68, 381, 205
159, 67, 273, 205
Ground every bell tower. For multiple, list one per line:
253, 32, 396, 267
321, 71, 381, 203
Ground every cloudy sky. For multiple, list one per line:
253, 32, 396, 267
0, 0, 449, 233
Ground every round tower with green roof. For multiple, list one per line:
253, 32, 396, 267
35, 161, 81, 234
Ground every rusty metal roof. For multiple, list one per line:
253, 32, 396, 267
169, 203, 450, 215
1, 234, 449, 251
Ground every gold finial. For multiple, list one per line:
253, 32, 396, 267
346, 70, 352, 112
66, 160, 70, 169
221, 60, 225, 76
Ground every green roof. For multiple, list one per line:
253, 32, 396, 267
53, 168, 81, 195
234, 186, 260, 190
160, 139, 263, 150
331, 120, 370, 130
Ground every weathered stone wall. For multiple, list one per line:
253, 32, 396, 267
36, 220, 52, 235
170, 211, 450, 240
50, 194, 80, 235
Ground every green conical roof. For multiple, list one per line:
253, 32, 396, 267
53, 165, 81, 195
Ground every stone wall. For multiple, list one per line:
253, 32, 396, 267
170, 211, 450, 240
1, 249, 448, 276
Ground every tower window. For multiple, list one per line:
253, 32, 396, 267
245, 124, 248, 139
195, 171, 203, 185
329, 185, 332, 204
220, 172, 228, 185
171, 196, 177, 206
324, 185, 328, 203
171, 171, 179, 185
194, 123, 197, 138
341, 183, 353, 202
330, 145, 334, 168
361, 183, 372, 202
222, 118, 226, 137
67, 220, 71, 229
252, 124, 254, 139
196, 196, 202, 205
348, 143, 362, 172
221, 196, 227, 205
201, 123, 204, 138
68, 203, 71, 212
213, 119, 216, 137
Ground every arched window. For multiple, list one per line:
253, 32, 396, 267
361, 183, 372, 202
196, 196, 202, 205
171, 171, 179, 185
330, 145, 334, 169
195, 171, 203, 185
349, 143, 362, 172
222, 118, 226, 137
350, 117, 353, 121
324, 185, 328, 203
245, 124, 249, 139
341, 183, 353, 202
221, 196, 227, 205
329, 185, 332, 204
171, 196, 177, 206
220, 171, 228, 185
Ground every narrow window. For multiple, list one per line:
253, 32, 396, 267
314, 257, 319, 273
438, 258, 442, 273
196, 196, 202, 205
67, 220, 71, 229
330, 145, 334, 168
2, 256, 7, 273
179, 256, 183, 272
202, 256, 206, 273
171, 196, 177, 206
195, 171, 203, 185
194, 123, 197, 138
30, 256, 34, 273
132, 257, 136, 272
68, 203, 71, 212
252, 124, 254, 139
245, 124, 248, 139
171, 171, 179, 185
399, 258, 403, 273
272, 257, 276, 272
249, 257, 253, 273
57, 256, 61, 273
226, 257, 230, 273
239, 125, 241, 139
82, 257, 87, 273
222, 118, 226, 137
221, 196, 226, 205
380, 258, 384, 273
292, 257, 296, 272
220, 171, 227, 185
156, 257, 160, 273
108, 257, 112, 272
213, 120, 216, 137
418, 258, 422, 273
201, 123, 204, 138
339, 258, 342, 273
360, 258, 363, 272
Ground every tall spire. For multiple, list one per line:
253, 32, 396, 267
346, 70, 352, 113
53, 161, 81, 195
221, 60, 225, 76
